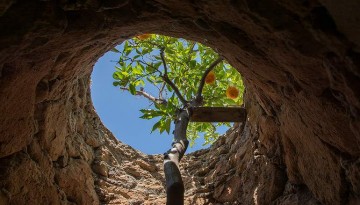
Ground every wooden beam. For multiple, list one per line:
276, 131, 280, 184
189, 107, 246, 122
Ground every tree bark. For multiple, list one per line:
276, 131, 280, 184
163, 109, 190, 205
162, 57, 224, 204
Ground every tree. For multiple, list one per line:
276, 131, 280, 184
112, 34, 244, 204
112, 34, 244, 144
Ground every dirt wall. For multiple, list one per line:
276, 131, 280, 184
0, 0, 359, 204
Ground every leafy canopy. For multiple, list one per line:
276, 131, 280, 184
112, 34, 244, 145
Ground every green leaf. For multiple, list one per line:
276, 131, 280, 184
189, 60, 197, 68
111, 47, 120, 53
166, 84, 173, 92
125, 48, 131, 56
139, 109, 164, 119
129, 83, 136, 95
153, 61, 162, 69
136, 79, 145, 86
151, 120, 162, 133
115, 66, 122, 71
119, 78, 129, 87
165, 118, 171, 134
112, 72, 120, 80
124, 41, 129, 51
159, 120, 166, 134
142, 48, 152, 55
121, 71, 129, 77
133, 66, 142, 75
165, 48, 174, 54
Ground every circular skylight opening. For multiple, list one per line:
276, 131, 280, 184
91, 34, 244, 154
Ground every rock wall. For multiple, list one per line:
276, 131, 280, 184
0, 0, 359, 204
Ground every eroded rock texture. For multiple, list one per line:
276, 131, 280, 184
0, 0, 359, 204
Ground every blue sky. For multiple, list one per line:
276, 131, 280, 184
90, 44, 229, 155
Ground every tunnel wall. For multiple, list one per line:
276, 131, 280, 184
0, 0, 359, 204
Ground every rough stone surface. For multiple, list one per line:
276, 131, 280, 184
1, 0, 359, 204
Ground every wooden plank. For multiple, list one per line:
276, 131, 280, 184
189, 107, 246, 122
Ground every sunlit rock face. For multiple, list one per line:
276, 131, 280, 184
0, 0, 359, 204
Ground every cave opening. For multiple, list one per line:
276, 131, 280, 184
90, 34, 245, 154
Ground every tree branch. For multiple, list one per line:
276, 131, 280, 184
195, 57, 223, 105
160, 49, 188, 106
120, 87, 167, 105
162, 75, 188, 106
160, 49, 168, 75
159, 82, 166, 99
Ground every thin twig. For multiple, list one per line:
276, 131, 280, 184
160, 49, 168, 75
159, 82, 166, 99
120, 87, 167, 105
195, 57, 223, 104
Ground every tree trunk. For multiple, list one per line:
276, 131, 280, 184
163, 109, 189, 205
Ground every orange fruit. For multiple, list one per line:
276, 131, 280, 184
205, 71, 216, 84
136, 34, 151, 40
226, 86, 239, 99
